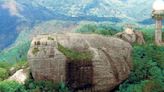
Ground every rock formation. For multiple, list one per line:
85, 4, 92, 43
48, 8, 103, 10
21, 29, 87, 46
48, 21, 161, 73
8, 68, 29, 84
115, 28, 145, 45
28, 33, 132, 92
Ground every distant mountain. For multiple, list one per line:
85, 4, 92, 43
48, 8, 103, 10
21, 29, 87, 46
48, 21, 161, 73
15, 0, 154, 22
0, 0, 155, 50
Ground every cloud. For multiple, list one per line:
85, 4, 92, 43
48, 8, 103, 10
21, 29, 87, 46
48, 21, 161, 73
1, 0, 20, 16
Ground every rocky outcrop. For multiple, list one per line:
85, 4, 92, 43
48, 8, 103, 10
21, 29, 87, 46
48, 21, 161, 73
8, 68, 29, 84
115, 28, 145, 45
28, 33, 132, 92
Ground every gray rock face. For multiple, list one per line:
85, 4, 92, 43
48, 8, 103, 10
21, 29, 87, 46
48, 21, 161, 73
28, 33, 132, 92
115, 28, 145, 45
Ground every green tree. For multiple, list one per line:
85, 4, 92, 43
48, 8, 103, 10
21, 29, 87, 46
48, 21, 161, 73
0, 68, 9, 81
0, 80, 26, 92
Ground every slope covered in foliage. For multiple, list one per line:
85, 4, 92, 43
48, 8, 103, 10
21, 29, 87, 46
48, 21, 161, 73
118, 44, 164, 92
0, 41, 30, 63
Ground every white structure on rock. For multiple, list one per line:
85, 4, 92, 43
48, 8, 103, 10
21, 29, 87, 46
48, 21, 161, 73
152, 0, 164, 45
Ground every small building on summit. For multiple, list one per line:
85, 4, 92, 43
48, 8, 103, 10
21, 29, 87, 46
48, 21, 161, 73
152, 0, 164, 45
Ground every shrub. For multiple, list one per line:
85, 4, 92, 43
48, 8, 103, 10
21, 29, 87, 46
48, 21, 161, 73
0, 80, 26, 92
143, 80, 164, 92
24, 79, 70, 92
75, 23, 120, 36
12, 61, 29, 71
118, 44, 164, 92
140, 28, 154, 43
55, 82, 70, 92
0, 68, 9, 81
0, 62, 11, 70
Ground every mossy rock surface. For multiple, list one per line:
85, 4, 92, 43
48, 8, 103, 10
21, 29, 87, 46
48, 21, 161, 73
32, 48, 39, 55
58, 43, 92, 61
48, 37, 54, 40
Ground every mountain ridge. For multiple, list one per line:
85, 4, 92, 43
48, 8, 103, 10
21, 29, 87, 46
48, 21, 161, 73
0, 0, 155, 50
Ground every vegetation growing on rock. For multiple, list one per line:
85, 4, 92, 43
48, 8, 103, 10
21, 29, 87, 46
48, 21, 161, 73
12, 61, 29, 72
48, 37, 54, 40
32, 48, 39, 55
57, 43, 93, 61
76, 23, 121, 36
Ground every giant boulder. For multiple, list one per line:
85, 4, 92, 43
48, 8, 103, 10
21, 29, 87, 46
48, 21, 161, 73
28, 33, 132, 92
